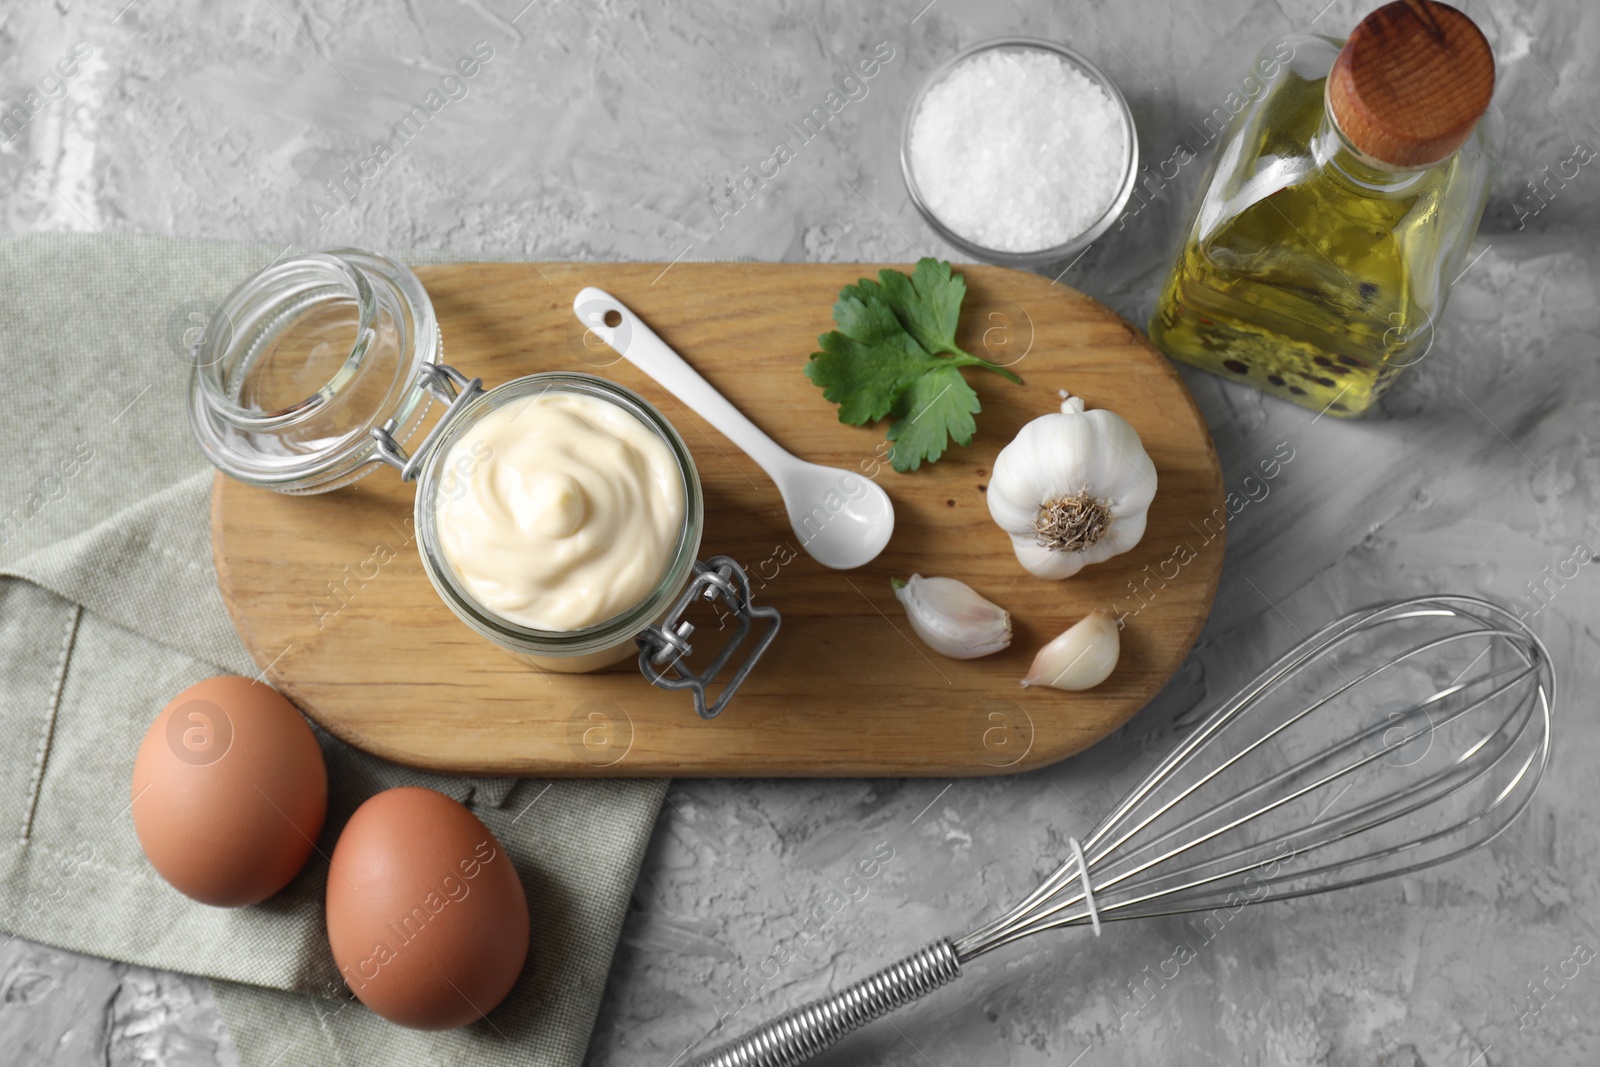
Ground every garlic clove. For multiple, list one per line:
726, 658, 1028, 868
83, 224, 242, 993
892, 575, 1012, 660
1010, 535, 1093, 580
1022, 609, 1120, 690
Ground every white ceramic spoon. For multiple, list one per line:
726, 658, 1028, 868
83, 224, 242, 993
573, 287, 894, 570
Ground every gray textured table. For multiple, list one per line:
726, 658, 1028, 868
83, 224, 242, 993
3, 0, 1597, 1064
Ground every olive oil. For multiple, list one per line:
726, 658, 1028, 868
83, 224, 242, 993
1151, 7, 1496, 416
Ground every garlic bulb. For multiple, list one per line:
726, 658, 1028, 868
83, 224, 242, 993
891, 575, 1012, 659
987, 391, 1157, 579
1022, 609, 1120, 691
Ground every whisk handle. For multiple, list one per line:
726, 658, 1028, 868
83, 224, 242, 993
687, 939, 962, 1067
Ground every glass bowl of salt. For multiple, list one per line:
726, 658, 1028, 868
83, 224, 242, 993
901, 38, 1139, 271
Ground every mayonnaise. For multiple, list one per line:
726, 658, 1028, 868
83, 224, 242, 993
434, 390, 686, 631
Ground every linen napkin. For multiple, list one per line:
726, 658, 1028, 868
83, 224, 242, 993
0, 232, 666, 1067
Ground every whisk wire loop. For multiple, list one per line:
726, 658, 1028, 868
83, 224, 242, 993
1068, 837, 1100, 936
956, 596, 1551, 959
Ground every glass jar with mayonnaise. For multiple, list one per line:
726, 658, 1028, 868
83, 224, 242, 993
188, 248, 777, 718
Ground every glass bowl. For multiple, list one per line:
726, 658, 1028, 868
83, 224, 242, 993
900, 38, 1140, 271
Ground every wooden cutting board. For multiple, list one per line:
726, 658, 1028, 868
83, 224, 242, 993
213, 263, 1224, 777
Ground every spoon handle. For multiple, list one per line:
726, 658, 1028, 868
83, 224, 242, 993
573, 288, 792, 478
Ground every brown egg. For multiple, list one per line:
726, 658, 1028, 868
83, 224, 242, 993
131, 675, 327, 907
326, 787, 530, 1029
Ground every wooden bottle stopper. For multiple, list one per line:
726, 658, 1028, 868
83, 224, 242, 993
1327, 0, 1495, 168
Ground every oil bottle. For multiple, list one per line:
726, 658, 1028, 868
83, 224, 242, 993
1149, 1, 1498, 416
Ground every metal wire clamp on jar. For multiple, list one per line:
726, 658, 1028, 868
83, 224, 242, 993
188, 248, 778, 719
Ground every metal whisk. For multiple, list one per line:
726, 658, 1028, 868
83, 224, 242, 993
690, 595, 1554, 1067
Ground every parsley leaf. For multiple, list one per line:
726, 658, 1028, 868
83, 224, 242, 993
806, 289, 941, 425
808, 330, 939, 426
887, 364, 980, 472
879, 258, 967, 358
805, 258, 1022, 472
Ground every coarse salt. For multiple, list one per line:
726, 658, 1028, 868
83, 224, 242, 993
909, 47, 1128, 254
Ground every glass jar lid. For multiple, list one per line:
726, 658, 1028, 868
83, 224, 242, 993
187, 248, 441, 493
